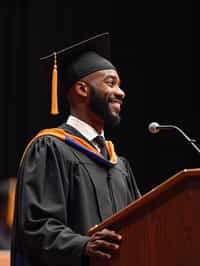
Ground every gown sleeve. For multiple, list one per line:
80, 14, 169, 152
17, 135, 89, 266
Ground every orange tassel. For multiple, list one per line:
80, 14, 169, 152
51, 52, 59, 115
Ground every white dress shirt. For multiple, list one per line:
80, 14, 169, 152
66, 115, 105, 152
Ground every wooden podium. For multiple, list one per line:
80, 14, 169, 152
89, 168, 200, 266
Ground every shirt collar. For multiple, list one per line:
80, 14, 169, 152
66, 115, 104, 142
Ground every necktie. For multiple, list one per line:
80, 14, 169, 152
94, 135, 108, 159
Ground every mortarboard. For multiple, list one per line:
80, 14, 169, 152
40, 32, 116, 115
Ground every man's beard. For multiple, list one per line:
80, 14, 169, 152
88, 84, 121, 128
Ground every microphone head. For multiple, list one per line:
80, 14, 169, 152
148, 122, 160, 134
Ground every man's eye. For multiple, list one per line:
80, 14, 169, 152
106, 81, 114, 86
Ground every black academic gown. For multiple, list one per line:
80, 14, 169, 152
11, 123, 141, 266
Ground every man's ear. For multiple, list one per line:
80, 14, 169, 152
74, 81, 88, 97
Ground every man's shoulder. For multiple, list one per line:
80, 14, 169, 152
21, 125, 74, 161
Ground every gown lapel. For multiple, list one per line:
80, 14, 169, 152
60, 123, 116, 220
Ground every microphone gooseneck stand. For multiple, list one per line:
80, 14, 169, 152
148, 122, 200, 156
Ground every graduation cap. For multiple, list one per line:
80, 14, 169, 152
40, 32, 116, 115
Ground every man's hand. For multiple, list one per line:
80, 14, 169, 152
84, 228, 122, 260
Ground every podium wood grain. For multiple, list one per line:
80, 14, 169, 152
89, 169, 200, 266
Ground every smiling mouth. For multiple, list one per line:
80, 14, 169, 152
110, 100, 122, 112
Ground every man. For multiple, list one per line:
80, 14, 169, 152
11, 33, 141, 266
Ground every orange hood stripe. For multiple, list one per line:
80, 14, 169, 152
21, 128, 117, 166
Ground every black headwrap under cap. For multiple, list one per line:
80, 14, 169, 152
63, 51, 116, 90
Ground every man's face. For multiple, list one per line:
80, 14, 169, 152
85, 69, 125, 128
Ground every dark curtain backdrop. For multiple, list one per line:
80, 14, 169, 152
0, 1, 194, 194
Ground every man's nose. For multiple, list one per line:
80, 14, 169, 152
116, 87, 125, 99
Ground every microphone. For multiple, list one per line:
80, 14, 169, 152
148, 122, 200, 155
148, 122, 174, 134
